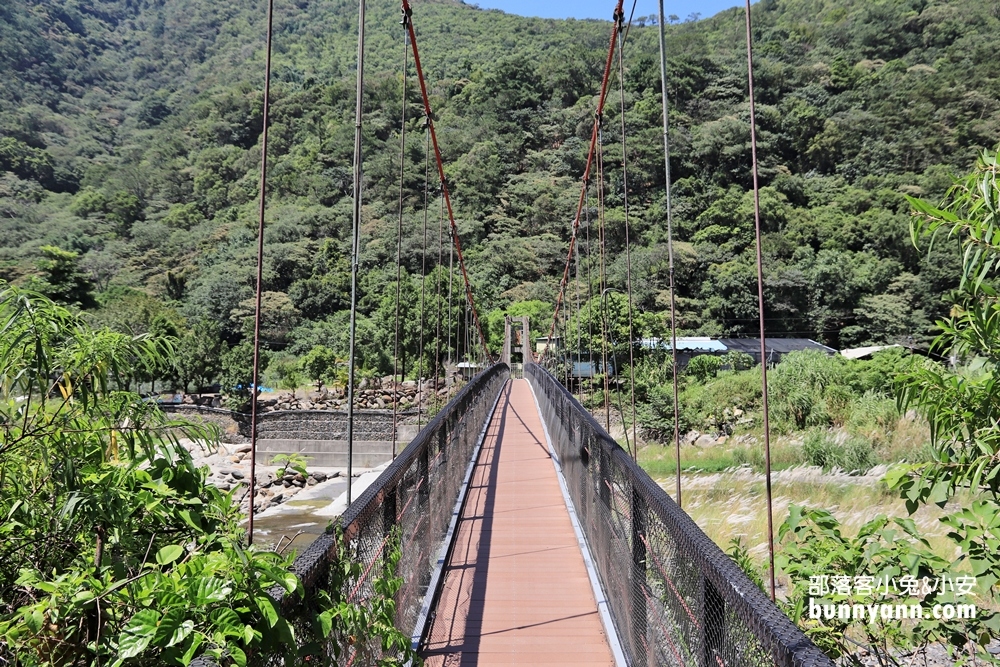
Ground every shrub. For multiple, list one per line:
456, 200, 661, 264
0, 285, 417, 666
686, 354, 721, 382
802, 430, 878, 473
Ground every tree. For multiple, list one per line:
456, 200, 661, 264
300, 344, 341, 390
886, 150, 1000, 660
174, 319, 225, 392
0, 284, 415, 665
219, 341, 269, 407
30, 245, 96, 309
229, 291, 301, 348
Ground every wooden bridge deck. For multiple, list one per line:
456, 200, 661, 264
422, 379, 614, 666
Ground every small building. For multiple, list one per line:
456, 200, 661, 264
567, 354, 615, 378
840, 344, 901, 360
456, 361, 482, 379
641, 337, 728, 368
534, 336, 561, 355
716, 338, 836, 365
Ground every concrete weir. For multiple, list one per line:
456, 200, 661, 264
162, 404, 419, 468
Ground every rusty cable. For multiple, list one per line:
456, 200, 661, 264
247, 0, 275, 546
657, 0, 682, 507
615, 13, 638, 461
345, 0, 367, 507
400, 0, 493, 362
392, 10, 409, 459
542, 0, 626, 363
745, 0, 776, 602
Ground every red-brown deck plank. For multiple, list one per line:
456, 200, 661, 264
421, 379, 614, 666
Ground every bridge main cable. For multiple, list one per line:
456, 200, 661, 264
400, 0, 493, 363
542, 0, 625, 361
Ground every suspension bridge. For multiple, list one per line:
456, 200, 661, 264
225, 0, 835, 664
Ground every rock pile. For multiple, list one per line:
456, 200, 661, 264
240, 468, 340, 515
187, 441, 340, 516
256, 378, 452, 413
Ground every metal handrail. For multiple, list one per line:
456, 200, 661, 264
526, 361, 832, 667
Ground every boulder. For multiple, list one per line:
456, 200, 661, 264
693, 434, 717, 448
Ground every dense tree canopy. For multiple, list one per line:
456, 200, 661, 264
2, 0, 999, 380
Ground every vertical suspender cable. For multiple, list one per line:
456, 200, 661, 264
657, 0, 682, 507
435, 180, 444, 399
401, 0, 493, 362
543, 1, 625, 365
586, 185, 594, 403
615, 11, 638, 461
417, 128, 429, 425
247, 0, 275, 546
575, 228, 582, 404
745, 0, 776, 601
597, 128, 611, 432
391, 14, 409, 460
346, 0, 367, 508
447, 208, 454, 365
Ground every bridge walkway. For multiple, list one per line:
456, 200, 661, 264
422, 379, 615, 666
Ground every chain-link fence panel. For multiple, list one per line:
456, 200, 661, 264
227, 363, 509, 666
526, 362, 832, 667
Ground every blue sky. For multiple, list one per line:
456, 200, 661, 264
467, 0, 751, 22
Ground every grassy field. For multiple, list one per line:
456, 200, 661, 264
640, 464, 981, 608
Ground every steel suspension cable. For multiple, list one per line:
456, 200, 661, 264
597, 126, 611, 432
745, 0, 776, 602
616, 14, 638, 461
585, 183, 594, 404
446, 199, 453, 365
417, 124, 431, 426
542, 0, 626, 361
575, 227, 582, 404
657, 0, 682, 508
400, 0, 492, 363
391, 13, 409, 459
345, 0, 367, 508
435, 175, 444, 402
247, 0, 275, 546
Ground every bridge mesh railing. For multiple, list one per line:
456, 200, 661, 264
223, 362, 509, 666
526, 362, 833, 667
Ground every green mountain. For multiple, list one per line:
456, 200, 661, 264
2, 0, 999, 376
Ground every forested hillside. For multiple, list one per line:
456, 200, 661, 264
3, 0, 1000, 385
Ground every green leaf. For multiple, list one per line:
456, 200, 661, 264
882, 465, 909, 490
153, 608, 183, 646
178, 509, 202, 531
256, 595, 278, 629
209, 608, 242, 636
156, 544, 185, 566
191, 577, 231, 605
318, 609, 338, 638
228, 645, 247, 667
26, 609, 43, 634
180, 632, 204, 666
169, 620, 195, 648
118, 609, 161, 659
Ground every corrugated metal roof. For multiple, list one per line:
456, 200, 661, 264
641, 337, 728, 352
716, 338, 837, 355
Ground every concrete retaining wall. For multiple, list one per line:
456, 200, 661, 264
162, 405, 419, 468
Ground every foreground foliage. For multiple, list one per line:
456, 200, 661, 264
0, 285, 416, 665
778, 150, 1000, 664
